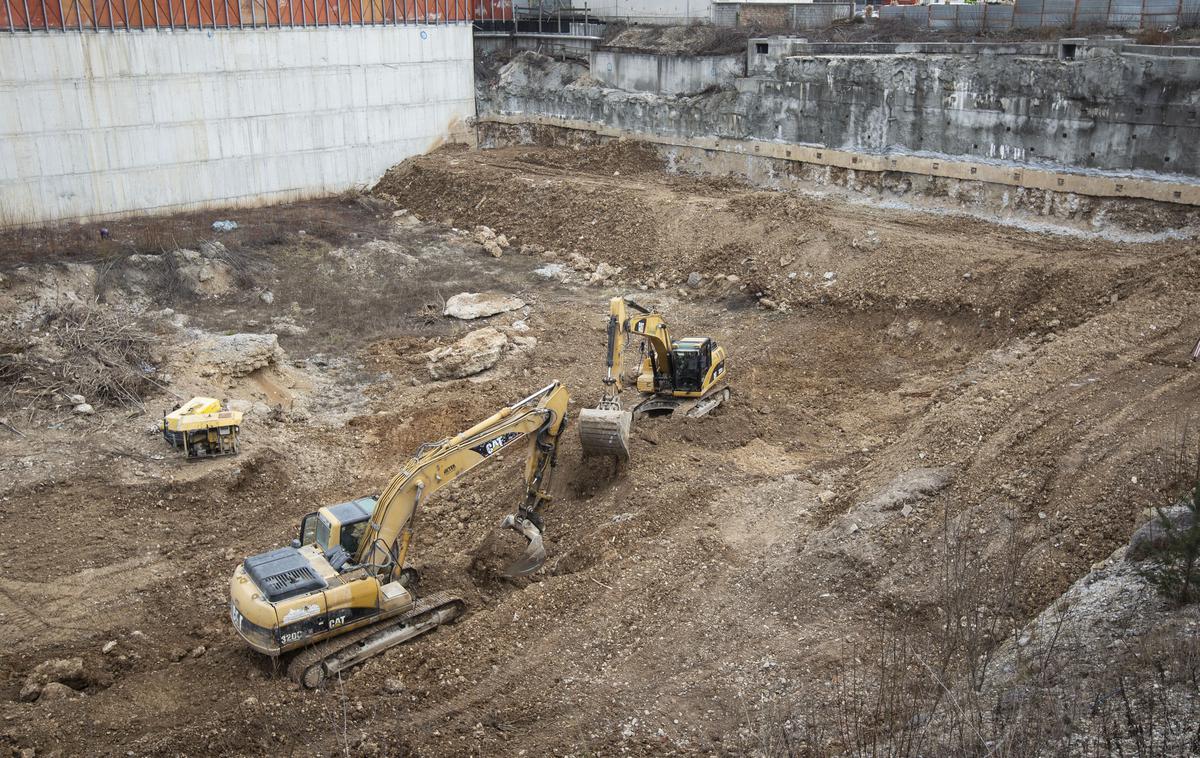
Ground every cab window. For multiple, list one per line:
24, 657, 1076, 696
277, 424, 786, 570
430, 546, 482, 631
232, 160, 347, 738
299, 512, 320, 547
340, 520, 368, 556
314, 516, 332, 551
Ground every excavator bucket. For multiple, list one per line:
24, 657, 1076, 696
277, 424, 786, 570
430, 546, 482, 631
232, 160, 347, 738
578, 407, 632, 460
498, 514, 547, 577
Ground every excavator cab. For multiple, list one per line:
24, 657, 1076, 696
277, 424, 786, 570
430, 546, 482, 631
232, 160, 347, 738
297, 497, 376, 571
669, 338, 714, 394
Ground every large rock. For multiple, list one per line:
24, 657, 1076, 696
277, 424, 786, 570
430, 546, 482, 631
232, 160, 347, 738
38, 682, 77, 701
443, 293, 526, 320
588, 262, 622, 284
168, 243, 236, 298
426, 328, 508, 380
862, 466, 954, 512
192, 333, 282, 378
20, 657, 89, 701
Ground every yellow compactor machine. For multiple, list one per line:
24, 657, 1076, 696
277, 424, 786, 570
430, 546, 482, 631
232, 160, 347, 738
578, 297, 729, 460
161, 397, 242, 458
229, 382, 570, 687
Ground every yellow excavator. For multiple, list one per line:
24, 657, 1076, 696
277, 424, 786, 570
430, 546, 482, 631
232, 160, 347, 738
229, 382, 570, 687
578, 296, 729, 460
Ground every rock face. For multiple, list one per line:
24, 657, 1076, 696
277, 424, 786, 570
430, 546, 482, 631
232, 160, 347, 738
426, 328, 508, 380
193, 333, 282, 378
443, 292, 526, 320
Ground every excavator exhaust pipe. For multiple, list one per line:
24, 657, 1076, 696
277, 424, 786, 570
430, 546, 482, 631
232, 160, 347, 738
498, 514, 547, 577
578, 407, 632, 461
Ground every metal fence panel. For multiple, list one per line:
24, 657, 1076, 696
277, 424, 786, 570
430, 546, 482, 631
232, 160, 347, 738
791, 2, 850, 29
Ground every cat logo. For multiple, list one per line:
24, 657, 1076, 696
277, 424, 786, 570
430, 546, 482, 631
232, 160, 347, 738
471, 432, 520, 457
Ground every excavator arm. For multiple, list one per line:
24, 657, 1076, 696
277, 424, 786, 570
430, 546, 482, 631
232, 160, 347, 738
603, 296, 673, 394
581, 297, 675, 460
356, 381, 570, 579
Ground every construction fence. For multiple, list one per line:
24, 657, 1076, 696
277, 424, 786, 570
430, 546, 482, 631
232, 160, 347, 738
879, 0, 1200, 31
1, 0, 471, 31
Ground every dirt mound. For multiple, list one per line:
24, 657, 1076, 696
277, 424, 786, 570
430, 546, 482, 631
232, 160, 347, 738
374, 148, 1154, 330
512, 140, 665, 177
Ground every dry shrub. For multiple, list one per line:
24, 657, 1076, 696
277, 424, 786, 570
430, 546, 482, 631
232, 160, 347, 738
0, 304, 158, 410
756, 496, 1200, 757
1134, 27, 1174, 45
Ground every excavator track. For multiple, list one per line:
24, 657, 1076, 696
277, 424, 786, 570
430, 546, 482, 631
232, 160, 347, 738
683, 386, 732, 418
633, 386, 731, 420
286, 590, 465, 689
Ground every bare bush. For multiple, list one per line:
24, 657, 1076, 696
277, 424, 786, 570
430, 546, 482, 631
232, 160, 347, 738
0, 304, 158, 411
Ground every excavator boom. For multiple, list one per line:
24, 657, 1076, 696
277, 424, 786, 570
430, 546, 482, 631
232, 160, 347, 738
356, 381, 569, 577
577, 297, 664, 460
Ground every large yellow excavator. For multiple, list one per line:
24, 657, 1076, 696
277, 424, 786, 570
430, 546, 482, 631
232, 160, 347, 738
229, 382, 570, 687
578, 296, 729, 460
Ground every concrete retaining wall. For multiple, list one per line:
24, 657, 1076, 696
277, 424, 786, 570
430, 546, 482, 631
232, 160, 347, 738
482, 50, 1200, 181
0, 25, 474, 227
591, 50, 744, 94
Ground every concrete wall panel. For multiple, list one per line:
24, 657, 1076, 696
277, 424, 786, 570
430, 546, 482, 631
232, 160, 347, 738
0, 25, 475, 227
591, 50, 744, 95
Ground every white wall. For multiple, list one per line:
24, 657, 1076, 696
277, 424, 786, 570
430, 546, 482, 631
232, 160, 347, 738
591, 50, 743, 95
585, 0, 712, 22
0, 26, 475, 227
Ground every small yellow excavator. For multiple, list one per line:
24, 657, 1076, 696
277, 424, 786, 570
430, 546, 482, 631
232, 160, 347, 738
229, 382, 570, 687
578, 296, 729, 460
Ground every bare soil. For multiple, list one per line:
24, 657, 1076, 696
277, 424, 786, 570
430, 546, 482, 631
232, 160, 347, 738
1, 144, 1199, 757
